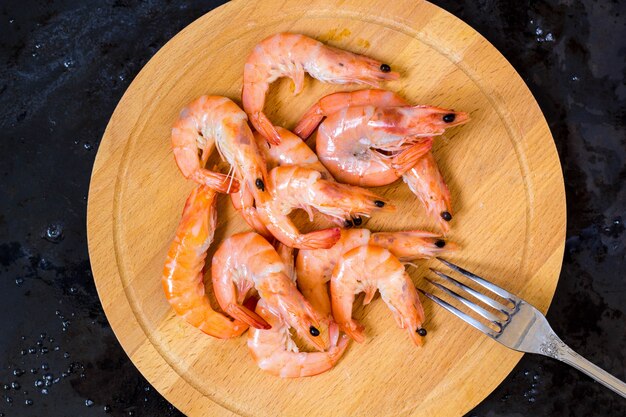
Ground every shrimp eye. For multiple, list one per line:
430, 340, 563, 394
344, 219, 353, 228
374, 200, 385, 208
435, 240, 446, 248
309, 326, 320, 337
380, 64, 391, 73
441, 211, 452, 221
443, 113, 456, 123
352, 216, 362, 226
417, 328, 427, 336
255, 178, 265, 191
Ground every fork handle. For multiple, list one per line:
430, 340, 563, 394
558, 344, 626, 398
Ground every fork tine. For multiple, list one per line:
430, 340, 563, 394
431, 269, 511, 313
418, 288, 496, 337
425, 277, 503, 326
437, 258, 518, 302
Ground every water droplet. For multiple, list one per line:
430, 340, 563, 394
85, 399, 94, 407
30, 368, 37, 374
25, 398, 33, 405
13, 369, 24, 377
535, 27, 543, 35
144, 386, 150, 392
54, 346, 60, 351
43, 373, 52, 381
44, 380, 52, 387
533, 374, 540, 381
52, 378, 59, 384
41, 388, 48, 395
20, 349, 27, 356
63, 352, 70, 359
528, 397, 536, 403
11, 382, 20, 390
34, 380, 43, 388
104, 404, 111, 412
3, 384, 10, 390
545, 33, 554, 42
48, 337, 54, 343
55, 310, 62, 316
63, 58, 74, 68
523, 370, 530, 376
28, 347, 36, 354
43, 223, 64, 243
41, 363, 49, 371
83, 142, 93, 151
36, 341, 43, 347
39, 333, 46, 339
35, 43, 42, 49
69, 286, 77, 294
5, 396, 12, 403
15, 277, 24, 286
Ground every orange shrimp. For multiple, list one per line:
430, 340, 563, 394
297, 89, 467, 231
247, 299, 349, 378
296, 229, 452, 322
173, 96, 271, 235
242, 33, 399, 145
162, 183, 247, 339
211, 232, 329, 351
315, 104, 469, 186
257, 165, 394, 248
331, 245, 426, 346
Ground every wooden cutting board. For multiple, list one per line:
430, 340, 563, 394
86, 1, 566, 416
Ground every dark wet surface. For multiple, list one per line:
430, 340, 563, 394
0, 0, 624, 416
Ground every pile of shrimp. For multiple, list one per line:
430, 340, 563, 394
162, 33, 469, 378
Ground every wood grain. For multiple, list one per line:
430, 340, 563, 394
86, 1, 566, 416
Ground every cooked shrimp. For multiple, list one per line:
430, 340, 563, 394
212, 232, 329, 351
403, 152, 454, 233
247, 299, 349, 378
296, 229, 452, 321
243, 33, 399, 145
257, 165, 393, 248
294, 89, 408, 139
173, 96, 271, 230
316, 104, 469, 186
331, 245, 426, 346
295, 89, 461, 230
162, 184, 247, 339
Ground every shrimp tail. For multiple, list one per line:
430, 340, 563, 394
252, 112, 282, 146
190, 169, 240, 194
297, 227, 341, 249
293, 102, 323, 139
224, 302, 271, 330
390, 139, 434, 173
341, 320, 366, 343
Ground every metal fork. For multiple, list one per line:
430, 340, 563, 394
419, 258, 626, 398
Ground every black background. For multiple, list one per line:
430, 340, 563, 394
1, 1, 625, 416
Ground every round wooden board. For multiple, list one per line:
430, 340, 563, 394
87, 1, 566, 416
